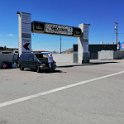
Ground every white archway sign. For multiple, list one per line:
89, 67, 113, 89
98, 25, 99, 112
17, 12, 90, 63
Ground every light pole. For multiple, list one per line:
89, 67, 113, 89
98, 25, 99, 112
114, 22, 119, 44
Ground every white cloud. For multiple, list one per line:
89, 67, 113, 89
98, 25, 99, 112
7, 34, 14, 37
0, 33, 15, 37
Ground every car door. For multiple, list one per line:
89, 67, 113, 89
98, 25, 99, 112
27, 54, 34, 69
31, 54, 38, 69
20, 54, 27, 68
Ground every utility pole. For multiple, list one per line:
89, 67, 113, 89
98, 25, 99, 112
114, 22, 119, 44
60, 35, 62, 54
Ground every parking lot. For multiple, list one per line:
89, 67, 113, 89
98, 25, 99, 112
0, 60, 124, 124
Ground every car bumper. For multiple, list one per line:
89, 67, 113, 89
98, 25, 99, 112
40, 63, 56, 70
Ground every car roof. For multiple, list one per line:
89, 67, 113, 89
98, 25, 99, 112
21, 52, 52, 56
33, 51, 52, 54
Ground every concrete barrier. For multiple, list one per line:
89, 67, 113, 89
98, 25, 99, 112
98, 50, 124, 60
52, 53, 73, 66
98, 50, 114, 60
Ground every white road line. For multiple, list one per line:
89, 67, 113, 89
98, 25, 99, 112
0, 70, 124, 108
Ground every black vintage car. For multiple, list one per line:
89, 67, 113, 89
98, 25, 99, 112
19, 52, 56, 73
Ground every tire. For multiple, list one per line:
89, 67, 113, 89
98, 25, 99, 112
37, 66, 40, 73
20, 65, 24, 71
2, 63, 7, 69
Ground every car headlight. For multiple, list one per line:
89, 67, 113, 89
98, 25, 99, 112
40, 65, 43, 68
40, 64, 45, 68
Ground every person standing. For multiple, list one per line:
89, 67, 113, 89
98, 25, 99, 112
48, 53, 53, 68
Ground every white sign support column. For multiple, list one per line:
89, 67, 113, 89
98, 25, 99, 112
17, 12, 31, 56
78, 24, 90, 63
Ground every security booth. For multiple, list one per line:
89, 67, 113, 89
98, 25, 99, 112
17, 11, 90, 64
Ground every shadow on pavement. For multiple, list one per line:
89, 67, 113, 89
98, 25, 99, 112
43, 70, 66, 74
22, 69, 66, 74
57, 61, 119, 68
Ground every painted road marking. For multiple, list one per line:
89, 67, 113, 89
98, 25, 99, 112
0, 70, 124, 108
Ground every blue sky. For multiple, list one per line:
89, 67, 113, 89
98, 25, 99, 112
0, 0, 124, 51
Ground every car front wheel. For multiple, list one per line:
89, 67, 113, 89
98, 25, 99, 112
37, 66, 40, 73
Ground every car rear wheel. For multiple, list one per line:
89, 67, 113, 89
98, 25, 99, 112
20, 65, 24, 70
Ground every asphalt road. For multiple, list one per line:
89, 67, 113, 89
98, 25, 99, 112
0, 60, 124, 124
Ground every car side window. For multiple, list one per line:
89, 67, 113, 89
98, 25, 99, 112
28, 54, 34, 61
20, 54, 27, 61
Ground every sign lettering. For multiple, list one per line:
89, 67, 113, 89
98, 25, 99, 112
31, 21, 82, 37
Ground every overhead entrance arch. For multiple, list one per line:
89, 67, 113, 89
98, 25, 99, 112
17, 12, 90, 63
